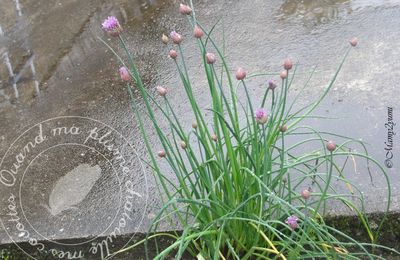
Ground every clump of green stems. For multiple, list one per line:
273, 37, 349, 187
0, 250, 11, 260
101, 3, 397, 260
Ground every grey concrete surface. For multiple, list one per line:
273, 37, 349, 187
0, 0, 399, 258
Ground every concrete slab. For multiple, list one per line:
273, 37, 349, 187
0, 0, 399, 258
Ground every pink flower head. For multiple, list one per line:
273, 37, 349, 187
119, 67, 131, 82
349, 37, 358, 47
193, 26, 204, 38
301, 189, 311, 200
206, 52, 216, 64
156, 86, 167, 96
102, 16, 122, 36
169, 49, 178, 59
255, 108, 268, 124
170, 31, 183, 44
157, 150, 166, 158
326, 140, 336, 152
280, 70, 287, 79
268, 79, 277, 90
283, 58, 293, 70
235, 68, 246, 80
286, 215, 299, 230
179, 4, 192, 15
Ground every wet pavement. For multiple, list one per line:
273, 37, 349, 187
0, 0, 399, 255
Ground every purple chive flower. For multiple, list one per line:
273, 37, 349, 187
255, 108, 268, 124
102, 16, 122, 37
268, 79, 277, 90
286, 215, 299, 230
170, 31, 183, 44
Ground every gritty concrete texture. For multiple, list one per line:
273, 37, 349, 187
0, 0, 399, 258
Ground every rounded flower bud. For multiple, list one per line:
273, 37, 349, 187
268, 79, 277, 90
102, 16, 123, 37
179, 3, 192, 15
326, 140, 336, 152
301, 189, 311, 200
180, 141, 187, 149
156, 86, 167, 97
170, 31, 183, 44
283, 58, 293, 70
286, 215, 299, 230
349, 37, 358, 47
280, 70, 287, 79
235, 68, 246, 80
161, 34, 169, 44
255, 108, 268, 124
206, 52, 216, 64
211, 134, 217, 142
193, 26, 204, 38
119, 67, 131, 82
279, 125, 287, 132
192, 121, 198, 129
157, 150, 166, 158
169, 49, 178, 59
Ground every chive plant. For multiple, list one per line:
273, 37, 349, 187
100, 3, 397, 259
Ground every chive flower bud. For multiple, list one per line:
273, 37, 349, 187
193, 26, 204, 38
268, 79, 277, 90
235, 68, 246, 80
119, 67, 131, 82
156, 86, 167, 97
157, 150, 166, 158
161, 34, 169, 44
349, 37, 358, 47
170, 31, 183, 44
326, 141, 336, 152
206, 52, 216, 64
181, 141, 187, 149
179, 4, 192, 15
279, 125, 287, 132
283, 58, 293, 70
169, 49, 178, 59
280, 70, 287, 79
301, 189, 311, 200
